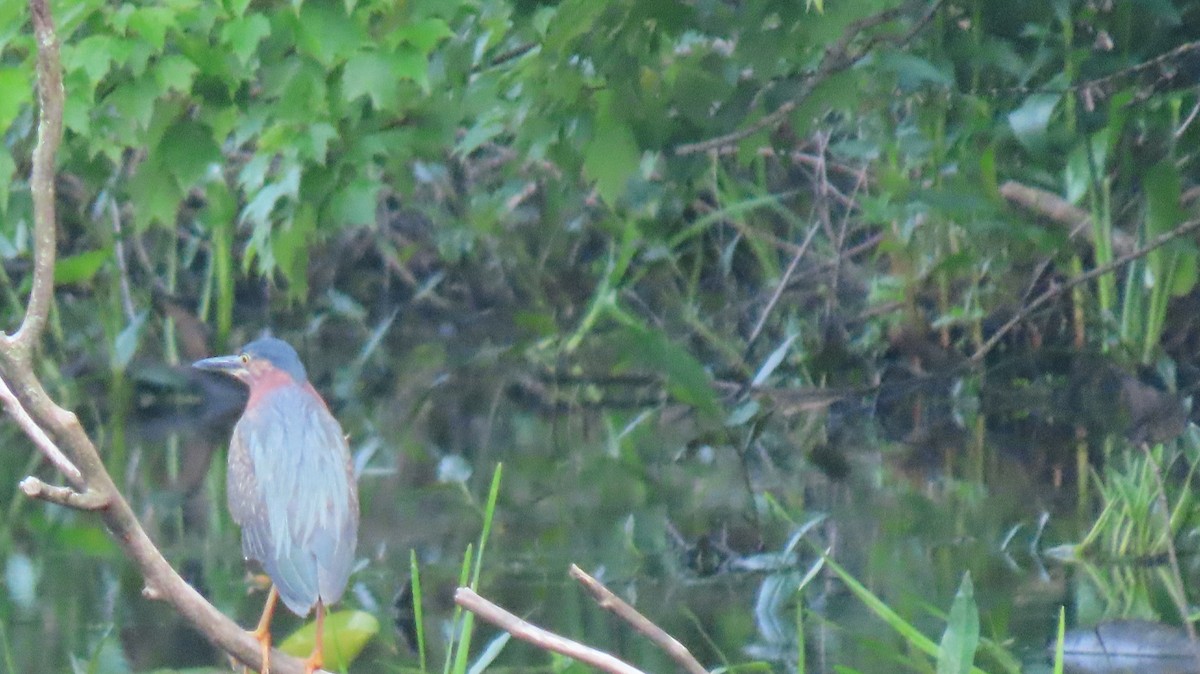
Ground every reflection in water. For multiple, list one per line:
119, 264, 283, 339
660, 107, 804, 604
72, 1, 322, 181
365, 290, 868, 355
7, 329, 1193, 672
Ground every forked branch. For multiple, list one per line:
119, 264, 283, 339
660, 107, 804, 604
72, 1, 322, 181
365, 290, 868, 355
0, 1, 318, 672
456, 566, 710, 674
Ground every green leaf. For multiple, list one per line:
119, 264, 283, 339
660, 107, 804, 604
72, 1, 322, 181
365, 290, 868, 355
0, 147, 14, 212
64, 35, 115, 86
277, 60, 329, 121
154, 53, 198, 94
54, 249, 110, 285
220, 13, 271, 65
343, 50, 399, 110
129, 156, 183, 231
1144, 161, 1182, 238
393, 45, 430, 94
327, 178, 381, 228
113, 311, 148, 372
393, 18, 454, 54
614, 323, 721, 420
885, 52, 953, 90
126, 6, 176, 51
278, 610, 379, 671
104, 77, 159, 133
299, 122, 338, 164
241, 163, 301, 229
273, 203, 317, 298
1008, 93, 1061, 152
0, 67, 31, 133
584, 90, 640, 206
158, 119, 222, 190
296, 0, 366, 66
936, 573, 980, 674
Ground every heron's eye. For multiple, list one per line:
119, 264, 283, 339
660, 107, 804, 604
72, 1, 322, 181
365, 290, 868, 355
240, 353, 250, 364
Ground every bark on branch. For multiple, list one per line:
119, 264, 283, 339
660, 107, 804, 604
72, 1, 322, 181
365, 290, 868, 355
456, 566, 712, 674
0, 1, 320, 671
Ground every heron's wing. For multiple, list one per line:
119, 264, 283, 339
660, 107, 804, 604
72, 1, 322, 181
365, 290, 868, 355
226, 430, 269, 565
235, 386, 358, 615
299, 391, 359, 605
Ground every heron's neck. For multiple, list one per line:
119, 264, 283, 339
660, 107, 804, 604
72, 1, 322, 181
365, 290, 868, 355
245, 369, 301, 409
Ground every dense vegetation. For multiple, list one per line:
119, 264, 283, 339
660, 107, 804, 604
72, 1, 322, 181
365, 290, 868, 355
4, 0, 1200, 671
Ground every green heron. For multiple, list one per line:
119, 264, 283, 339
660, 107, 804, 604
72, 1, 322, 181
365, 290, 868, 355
194, 337, 359, 674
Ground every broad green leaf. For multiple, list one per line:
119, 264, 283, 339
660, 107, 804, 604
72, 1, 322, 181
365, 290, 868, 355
277, 60, 329, 121
0, 147, 14, 212
1064, 132, 1108, 204
543, 0, 606, 54
885, 52, 953, 90
104, 77, 159, 133
220, 13, 271, 65
936, 573, 980, 674
1144, 161, 1182, 238
614, 323, 721, 420
113, 311, 148, 372
299, 122, 338, 164
393, 18, 454, 54
64, 35, 115, 86
343, 50, 398, 110
393, 45, 430, 94
296, 0, 366, 66
126, 6, 176, 51
456, 113, 506, 157
273, 203, 316, 298
241, 164, 301, 229
278, 610, 379, 671
54, 249, 110, 285
154, 53, 199, 94
158, 119, 221, 190
0, 67, 31, 133
584, 90, 640, 206
224, 0, 251, 17
1008, 93, 1060, 152
128, 157, 183, 230
327, 178, 381, 228
1171, 250, 1199, 297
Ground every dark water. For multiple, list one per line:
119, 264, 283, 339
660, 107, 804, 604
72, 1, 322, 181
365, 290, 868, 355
0, 334, 1156, 673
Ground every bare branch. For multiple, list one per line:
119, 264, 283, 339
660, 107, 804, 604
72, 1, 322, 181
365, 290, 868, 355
569, 565, 709, 674
19, 476, 107, 510
970, 215, 1200, 363
455, 587, 648, 674
0, 373, 82, 483
3, 0, 64, 355
0, 2, 329, 672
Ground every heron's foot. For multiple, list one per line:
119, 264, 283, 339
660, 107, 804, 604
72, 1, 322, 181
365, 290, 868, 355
250, 625, 272, 674
302, 647, 323, 674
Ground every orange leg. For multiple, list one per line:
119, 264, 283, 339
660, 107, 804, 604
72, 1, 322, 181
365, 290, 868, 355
249, 586, 279, 674
303, 602, 326, 674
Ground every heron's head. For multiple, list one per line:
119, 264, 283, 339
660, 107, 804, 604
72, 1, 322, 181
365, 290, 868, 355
192, 336, 308, 387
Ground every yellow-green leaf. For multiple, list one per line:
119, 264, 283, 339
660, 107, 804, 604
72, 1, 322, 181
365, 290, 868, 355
278, 609, 379, 671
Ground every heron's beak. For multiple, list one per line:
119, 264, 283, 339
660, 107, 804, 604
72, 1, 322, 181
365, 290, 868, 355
192, 354, 246, 375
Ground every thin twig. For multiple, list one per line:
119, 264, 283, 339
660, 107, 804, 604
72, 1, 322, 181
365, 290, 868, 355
0, 373, 82, 483
969, 215, 1200, 363
569, 565, 709, 674
110, 198, 136, 320
675, 1, 942, 156
18, 476, 107, 510
454, 587, 647, 674
746, 222, 821, 347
